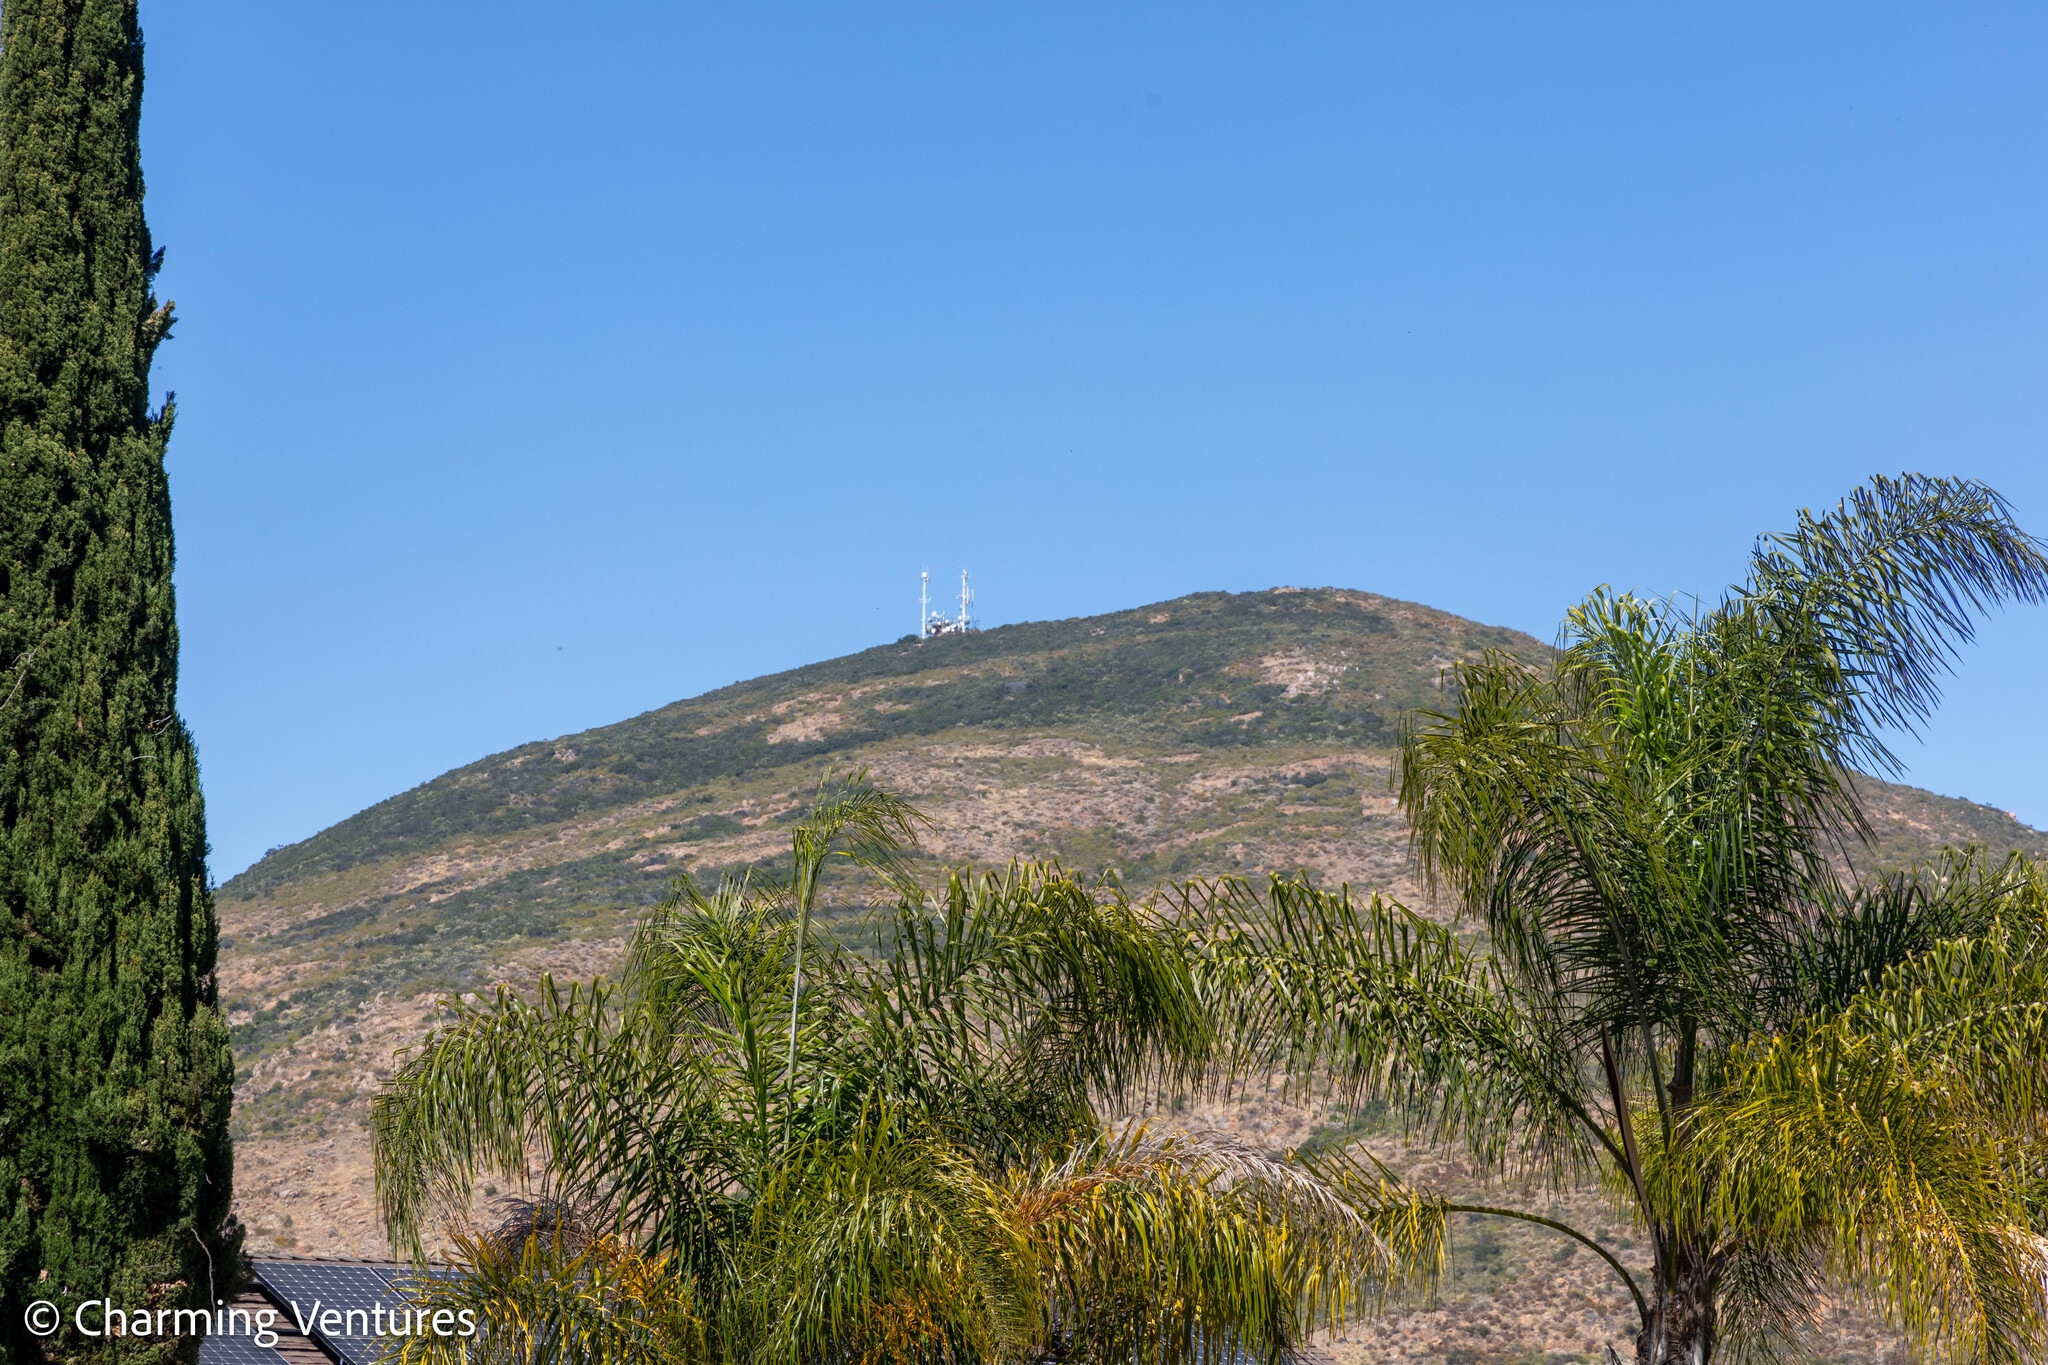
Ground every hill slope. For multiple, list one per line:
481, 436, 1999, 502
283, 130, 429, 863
217, 587, 2048, 1356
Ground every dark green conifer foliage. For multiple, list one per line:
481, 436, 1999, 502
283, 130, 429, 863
0, 1, 236, 1358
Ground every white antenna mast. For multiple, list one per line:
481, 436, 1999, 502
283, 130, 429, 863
958, 569, 974, 632
919, 569, 930, 640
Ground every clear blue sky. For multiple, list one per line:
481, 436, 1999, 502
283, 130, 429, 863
142, 2, 2048, 877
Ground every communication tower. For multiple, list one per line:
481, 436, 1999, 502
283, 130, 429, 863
917, 568, 979, 638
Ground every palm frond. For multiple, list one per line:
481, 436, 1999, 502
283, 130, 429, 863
1182, 875, 1617, 1184
745, 1101, 1032, 1365
789, 768, 931, 906
1744, 472, 2048, 749
1766, 849, 2037, 1024
1746, 472, 2048, 761
838, 863, 1214, 1164
386, 1227, 706, 1365
371, 973, 748, 1275
1660, 898, 2048, 1363
781, 770, 933, 1151
1011, 1121, 1442, 1365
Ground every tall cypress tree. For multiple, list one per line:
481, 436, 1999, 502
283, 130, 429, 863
0, 1, 236, 1359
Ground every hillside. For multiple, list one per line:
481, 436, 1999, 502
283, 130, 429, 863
217, 586, 2048, 1359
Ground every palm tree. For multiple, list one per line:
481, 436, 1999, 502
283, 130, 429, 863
1190, 474, 2048, 1363
373, 773, 1435, 1363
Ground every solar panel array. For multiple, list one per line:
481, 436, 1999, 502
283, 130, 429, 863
250, 1260, 458, 1365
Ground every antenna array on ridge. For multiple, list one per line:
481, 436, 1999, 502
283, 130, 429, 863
917, 568, 977, 639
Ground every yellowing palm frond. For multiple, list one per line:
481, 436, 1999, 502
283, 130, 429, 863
1658, 900, 2048, 1362
743, 1100, 1032, 1365
1008, 1121, 1443, 1365
386, 1228, 706, 1365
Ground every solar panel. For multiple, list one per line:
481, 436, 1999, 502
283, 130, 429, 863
252, 1260, 459, 1365
191, 1291, 305, 1365
196, 1333, 293, 1365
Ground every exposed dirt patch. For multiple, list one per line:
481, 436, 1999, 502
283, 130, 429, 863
1260, 647, 1350, 698
764, 692, 850, 744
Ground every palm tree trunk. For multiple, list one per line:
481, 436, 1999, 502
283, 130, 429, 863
1636, 1249, 1716, 1365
